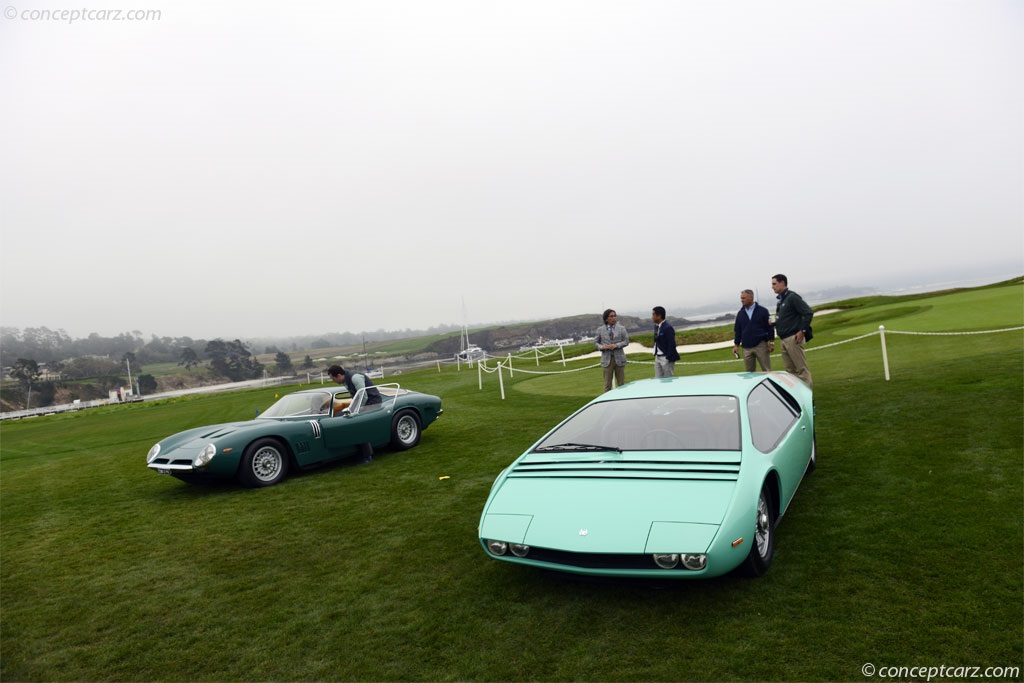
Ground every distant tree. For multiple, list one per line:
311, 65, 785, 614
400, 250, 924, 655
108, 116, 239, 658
179, 347, 200, 373
33, 381, 56, 408
274, 352, 293, 375
137, 374, 158, 395
302, 355, 314, 369
61, 357, 121, 381
11, 358, 41, 408
205, 339, 263, 381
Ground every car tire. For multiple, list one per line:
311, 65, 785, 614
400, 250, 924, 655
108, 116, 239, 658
737, 483, 776, 577
239, 438, 289, 487
805, 433, 817, 475
390, 410, 421, 450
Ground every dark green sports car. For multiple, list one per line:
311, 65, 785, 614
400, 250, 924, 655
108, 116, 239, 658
146, 383, 443, 487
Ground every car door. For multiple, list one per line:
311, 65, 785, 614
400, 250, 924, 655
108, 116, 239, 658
746, 379, 812, 507
320, 391, 391, 454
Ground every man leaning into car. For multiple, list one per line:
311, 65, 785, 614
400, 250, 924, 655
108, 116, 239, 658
327, 365, 381, 463
328, 365, 382, 407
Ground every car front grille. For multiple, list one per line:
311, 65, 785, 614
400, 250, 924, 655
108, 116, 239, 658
509, 458, 740, 481
523, 547, 665, 570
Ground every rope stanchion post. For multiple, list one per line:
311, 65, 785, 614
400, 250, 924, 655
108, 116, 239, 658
879, 325, 891, 381
498, 360, 506, 399
560, 345, 566, 367
507, 352, 514, 377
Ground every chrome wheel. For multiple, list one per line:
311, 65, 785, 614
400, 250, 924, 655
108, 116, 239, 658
754, 491, 772, 559
239, 438, 289, 487
737, 483, 776, 577
391, 410, 421, 450
251, 445, 284, 482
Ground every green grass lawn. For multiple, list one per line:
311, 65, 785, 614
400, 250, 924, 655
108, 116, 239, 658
2, 281, 1022, 681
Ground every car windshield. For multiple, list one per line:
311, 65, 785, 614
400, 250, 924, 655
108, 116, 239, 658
533, 395, 741, 452
259, 391, 334, 418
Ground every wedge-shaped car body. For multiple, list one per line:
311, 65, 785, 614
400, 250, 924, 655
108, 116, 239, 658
147, 383, 442, 487
479, 372, 814, 578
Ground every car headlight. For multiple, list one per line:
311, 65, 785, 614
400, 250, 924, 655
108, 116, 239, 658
510, 543, 530, 557
653, 553, 680, 569
681, 554, 707, 571
195, 443, 217, 467
146, 443, 160, 463
486, 540, 508, 556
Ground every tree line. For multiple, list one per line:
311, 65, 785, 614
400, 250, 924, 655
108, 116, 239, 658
1, 329, 318, 410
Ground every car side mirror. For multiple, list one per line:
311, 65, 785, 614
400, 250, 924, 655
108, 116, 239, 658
340, 408, 351, 417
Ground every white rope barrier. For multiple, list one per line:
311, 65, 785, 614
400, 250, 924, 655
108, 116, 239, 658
883, 327, 1024, 336
472, 325, 1023, 394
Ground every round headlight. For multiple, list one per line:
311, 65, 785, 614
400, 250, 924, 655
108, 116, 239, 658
510, 543, 530, 557
486, 540, 508, 556
681, 554, 707, 571
146, 443, 161, 463
653, 553, 680, 569
195, 443, 217, 467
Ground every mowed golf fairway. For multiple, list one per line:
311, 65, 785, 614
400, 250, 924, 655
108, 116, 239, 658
2, 281, 1022, 681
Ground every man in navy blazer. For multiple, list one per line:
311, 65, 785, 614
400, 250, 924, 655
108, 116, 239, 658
732, 290, 774, 372
652, 306, 680, 378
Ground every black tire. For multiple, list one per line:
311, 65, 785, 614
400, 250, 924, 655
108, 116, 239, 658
805, 433, 817, 475
239, 438, 289, 487
737, 483, 776, 577
390, 410, 421, 450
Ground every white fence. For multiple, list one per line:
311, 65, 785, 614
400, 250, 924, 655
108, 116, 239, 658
474, 325, 1024, 399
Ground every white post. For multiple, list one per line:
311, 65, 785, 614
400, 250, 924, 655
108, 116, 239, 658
498, 361, 506, 400
125, 358, 133, 395
437, 360, 441, 373
507, 353, 514, 377
535, 348, 540, 366
560, 345, 566, 367
879, 325, 891, 381
478, 361, 483, 390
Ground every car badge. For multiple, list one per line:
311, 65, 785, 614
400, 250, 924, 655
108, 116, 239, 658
579, 529, 589, 536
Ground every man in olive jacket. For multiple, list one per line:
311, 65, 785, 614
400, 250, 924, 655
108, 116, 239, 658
771, 274, 814, 388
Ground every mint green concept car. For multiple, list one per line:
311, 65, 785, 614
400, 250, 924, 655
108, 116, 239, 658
479, 372, 814, 578
146, 383, 442, 487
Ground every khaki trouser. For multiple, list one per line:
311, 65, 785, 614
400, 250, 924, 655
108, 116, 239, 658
779, 334, 812, 388
742, 340, 772, 372
603, 361, 625, 392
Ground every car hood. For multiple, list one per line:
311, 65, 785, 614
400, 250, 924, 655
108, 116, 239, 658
482, 451, 740, 554
159, 420, 265, 451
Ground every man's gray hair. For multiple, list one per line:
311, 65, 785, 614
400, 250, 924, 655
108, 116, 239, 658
741, 289, 755, 297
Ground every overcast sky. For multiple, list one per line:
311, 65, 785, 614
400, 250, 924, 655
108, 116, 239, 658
2, 0, 1021, 340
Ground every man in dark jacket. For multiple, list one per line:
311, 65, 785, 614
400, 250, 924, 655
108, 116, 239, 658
771, 274, 814, 387
327, 365, 382, 463
652, 306, 681, 378
732, 290, 774, 372
327, 365, 382, 407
